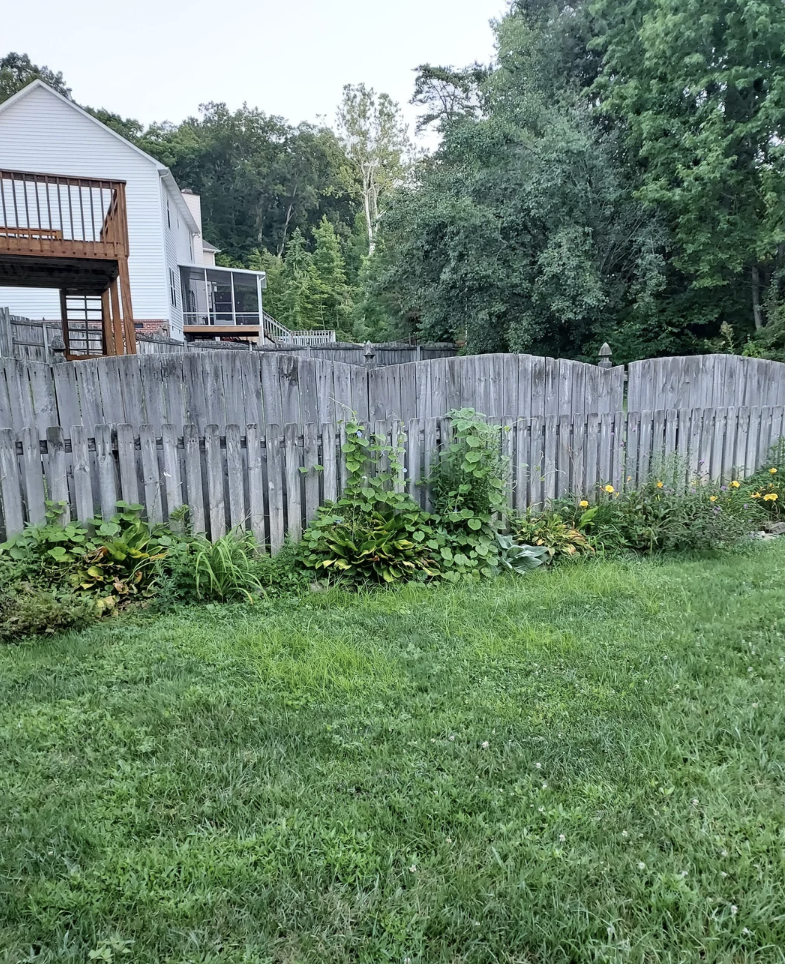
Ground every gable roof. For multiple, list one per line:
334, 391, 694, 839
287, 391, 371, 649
0, 80, 200, 234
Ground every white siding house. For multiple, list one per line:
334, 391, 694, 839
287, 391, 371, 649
0, 81, 265, 342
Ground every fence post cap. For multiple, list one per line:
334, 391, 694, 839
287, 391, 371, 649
51, 331, 66, 363
363, 341, 376, 359
598, 342, 612, 369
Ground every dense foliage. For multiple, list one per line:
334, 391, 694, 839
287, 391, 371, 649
376, 0, 785, 359
5, 0, 785, 352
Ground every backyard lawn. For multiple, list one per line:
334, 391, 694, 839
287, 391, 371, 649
2, 544, 785, 963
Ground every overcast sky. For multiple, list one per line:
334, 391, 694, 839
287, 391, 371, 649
4, 0, 506, 136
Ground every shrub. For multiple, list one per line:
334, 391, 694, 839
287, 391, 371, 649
300, 416, 440, 585
0, 501, 189, 608
554, 478, 763, 554
429, 409, 508, 580
0, 587, 96, 642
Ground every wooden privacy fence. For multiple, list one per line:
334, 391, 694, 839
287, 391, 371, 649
628, 354, 785, 410
0, 351, 625, 441
1, 405, 783, 545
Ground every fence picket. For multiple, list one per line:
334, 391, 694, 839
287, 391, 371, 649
183, 424, 205, 535
0, 428, 23, 537
556, 413, 571, 497
71, 425, 94, 523
20, 426, 46, 525
116, 423, 138, 507
204, 424, 225, 539
322, 422, 337, 504
284, 423, 303, 542
140, 424, 162, 524
46, 426, 69, 523
245, 424, 266, 550
225, 424, 245, 531
94, 424, 117, 521
161, 424, 182, 519
266, 424, 285, 552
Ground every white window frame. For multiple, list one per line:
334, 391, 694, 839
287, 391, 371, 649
169, 268, 178, 307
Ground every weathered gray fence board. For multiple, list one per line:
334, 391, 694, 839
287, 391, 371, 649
266, 423, 285, 552
245, 424, 267, 550
20, 426, 46, 526
322, 422, 338, 504
204, 424, 225, 540
0, 428, 23, 537
284, 422, 302, 542
183, 425, 205, 535
140, 424, 162, 524
161, 424, 182, 518
2, 406, 783, 550
225, 424, 245, 531
45, 426, 69, 523
71, 425, 94, 523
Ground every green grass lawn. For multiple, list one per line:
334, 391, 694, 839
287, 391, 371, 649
2, 545, 785, 963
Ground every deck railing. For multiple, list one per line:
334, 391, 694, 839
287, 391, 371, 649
0, 169, 129, 260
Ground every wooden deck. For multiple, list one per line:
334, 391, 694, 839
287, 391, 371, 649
0, 168, 135, 357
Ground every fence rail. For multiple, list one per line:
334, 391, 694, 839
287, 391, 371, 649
1, 405, 781, 545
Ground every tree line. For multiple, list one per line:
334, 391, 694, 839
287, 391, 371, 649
3, 0, 785, 362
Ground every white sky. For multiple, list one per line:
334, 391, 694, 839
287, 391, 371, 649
4, 0, 506, 137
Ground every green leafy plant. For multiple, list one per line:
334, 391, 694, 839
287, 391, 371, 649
553, 476, 763, 554
744, 440, 785, 521
496, 534, 551, 574
300, 416, 440, 585
0, 501, 191, 609
511, 510, 594, 559
0, 587, 96, 642
429, 409, 508, 580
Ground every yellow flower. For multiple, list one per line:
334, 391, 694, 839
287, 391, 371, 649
770, 468, 778, 474
579, 500, 589, 508
627, 476, 632, 482
730, 480, 740, 488
764, 493, 779, 502
752, 492, 762, 499
656, 480, 664, 489
709, 495, 717, 502
604, 484, 614, 494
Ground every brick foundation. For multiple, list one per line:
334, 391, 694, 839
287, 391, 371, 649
133, 319, 170, 338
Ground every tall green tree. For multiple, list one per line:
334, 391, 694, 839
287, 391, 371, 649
336, 84, 411, 252
592, 0, 785, 331
376, 9, 666, 358
139, 104, 358, 264
309, 218, 351, 332
0, 52, 71, 103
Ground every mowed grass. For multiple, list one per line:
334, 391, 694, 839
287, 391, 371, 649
2, 546, 785, 963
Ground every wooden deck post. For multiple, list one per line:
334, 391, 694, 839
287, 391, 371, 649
101, 290, 115, 356
118, 258, 136, 354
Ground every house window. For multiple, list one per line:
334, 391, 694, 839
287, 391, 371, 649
189, 237, 193, 262
166, 197, 171, 229
169, 268, 178, 306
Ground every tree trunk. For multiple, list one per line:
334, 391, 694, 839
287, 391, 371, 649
363, 174, 375, 254
752, 263, 765, 330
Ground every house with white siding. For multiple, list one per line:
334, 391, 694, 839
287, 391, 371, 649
0, 80, 266, 342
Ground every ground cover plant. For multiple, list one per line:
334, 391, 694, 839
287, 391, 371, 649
2, 543, 785, 961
